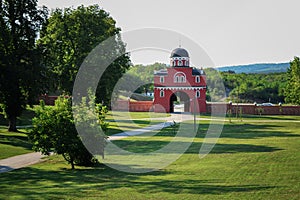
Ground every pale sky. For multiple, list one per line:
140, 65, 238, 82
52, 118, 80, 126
38, 0, 300, 67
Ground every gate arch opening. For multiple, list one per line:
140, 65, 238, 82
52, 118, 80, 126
169, 91, 190, 113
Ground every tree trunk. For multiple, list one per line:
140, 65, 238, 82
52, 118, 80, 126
70, 157, 75, 170
8, 116, 18, 132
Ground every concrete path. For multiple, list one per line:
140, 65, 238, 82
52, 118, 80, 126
0, 113, 193, 173
108, 112, 192, 141
0, 152, 46, 173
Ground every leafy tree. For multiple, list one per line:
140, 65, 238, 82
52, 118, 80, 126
221, 71, 287, 103
285, 57, 300, 105
0, 0, 48, 131
29, 96, 108, 169
38, 5, 131, 105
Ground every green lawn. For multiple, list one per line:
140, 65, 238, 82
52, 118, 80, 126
0, 116, 299, 199
0, 127, 33, 159
0, 110, 168, 158
105, 111, 169, 135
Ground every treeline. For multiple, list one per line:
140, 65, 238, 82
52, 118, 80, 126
128, 65, 289, 104
221, 71, 287, 103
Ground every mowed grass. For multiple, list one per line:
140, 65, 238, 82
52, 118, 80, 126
0, 108, 36, 159
0, 109, 168, 159
105, 111, 170, 135
0, 116, 299, 199
0, 127, 33, 159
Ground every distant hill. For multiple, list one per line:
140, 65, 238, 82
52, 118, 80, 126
216, 63, 290, 74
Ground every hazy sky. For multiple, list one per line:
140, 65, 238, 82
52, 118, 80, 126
38, 0, 300, 67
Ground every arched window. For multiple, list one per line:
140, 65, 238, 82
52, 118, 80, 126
180, 76, 186, 83
160, 76, 164, 83
186, 60, 189, 66
160, 90, 164, 97
196, 90, 200, 98
178, 60, 182, 66
174, 72, 186, 83
195, 76, 200, 83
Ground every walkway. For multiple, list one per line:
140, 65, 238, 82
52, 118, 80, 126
0, 152, 46, 173
0, 113, 193, 173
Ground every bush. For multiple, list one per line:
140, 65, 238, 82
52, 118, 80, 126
28, 96, 108, 169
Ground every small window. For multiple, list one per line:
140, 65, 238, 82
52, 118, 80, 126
195, 76, 200, 83
181, 76, 186, 83
196, 90, 200, 98
160, 90, 164, 97
174, 76, 180, 83
160, 76, 164, 83
178, 60, 182, 66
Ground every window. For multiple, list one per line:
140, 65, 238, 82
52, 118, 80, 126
160, 76, 164, 83
195, 76, 200, 83
174, 72, 186, 83
160, 90, 164, 97
178, 60, 182, 66
180, 76, 186, 83
196, 90, 200, 98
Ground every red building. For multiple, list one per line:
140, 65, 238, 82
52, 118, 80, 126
153, 48, 207, 113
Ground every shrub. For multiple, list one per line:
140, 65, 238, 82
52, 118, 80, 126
28, 96, 108, 169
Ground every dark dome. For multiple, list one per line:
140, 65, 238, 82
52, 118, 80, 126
170, 48, 189, 58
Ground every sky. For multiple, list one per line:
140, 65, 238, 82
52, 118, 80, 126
38, 0, 300, 67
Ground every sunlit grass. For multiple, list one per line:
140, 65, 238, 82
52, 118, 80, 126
0, 117, 299, 199
0, 127, 33, 159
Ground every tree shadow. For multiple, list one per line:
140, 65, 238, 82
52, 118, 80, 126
110, 140, 282, 154
0, 135, 32, 150
218, 123, 299, 139
0, 164, 276, 199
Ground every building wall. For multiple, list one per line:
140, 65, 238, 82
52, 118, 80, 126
154, 67, 206, 113
153, 89, 206, 113
39, 96, 300, 115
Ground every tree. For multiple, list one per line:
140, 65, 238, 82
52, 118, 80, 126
285, 57, 300, 105
0, 0, 48, 131
38, 5, 131, 105
28, 96, 108, 169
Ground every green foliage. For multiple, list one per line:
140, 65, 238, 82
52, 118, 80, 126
284, 57, 300, 105
38, 5, 131, 106
0, 0, 48, 131
221, 71, 287, 103
127, 63, 167, 93
28, 96, 108, 169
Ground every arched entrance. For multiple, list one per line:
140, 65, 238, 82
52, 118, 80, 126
169, 91, 190, 113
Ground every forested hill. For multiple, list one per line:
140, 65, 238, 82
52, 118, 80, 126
216, 63, 290, 74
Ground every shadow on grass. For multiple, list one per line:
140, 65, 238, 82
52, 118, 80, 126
0, 164, 276, 198
218, 123, 299, 139
152, 122, 299, 140
110, 140, 282, 154
0, 134, 32, 150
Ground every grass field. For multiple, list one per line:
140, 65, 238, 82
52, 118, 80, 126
0, 127, 33, 159
105, 111, 170, 135
0, 116, 299, 199
0, 110, 169, 158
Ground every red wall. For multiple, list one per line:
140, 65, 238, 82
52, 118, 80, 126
153, 67, 207, 113
206, 103, 300, 115
112, 100, 154, 112
153, 89, 206, 113
39, 95, 300, 115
